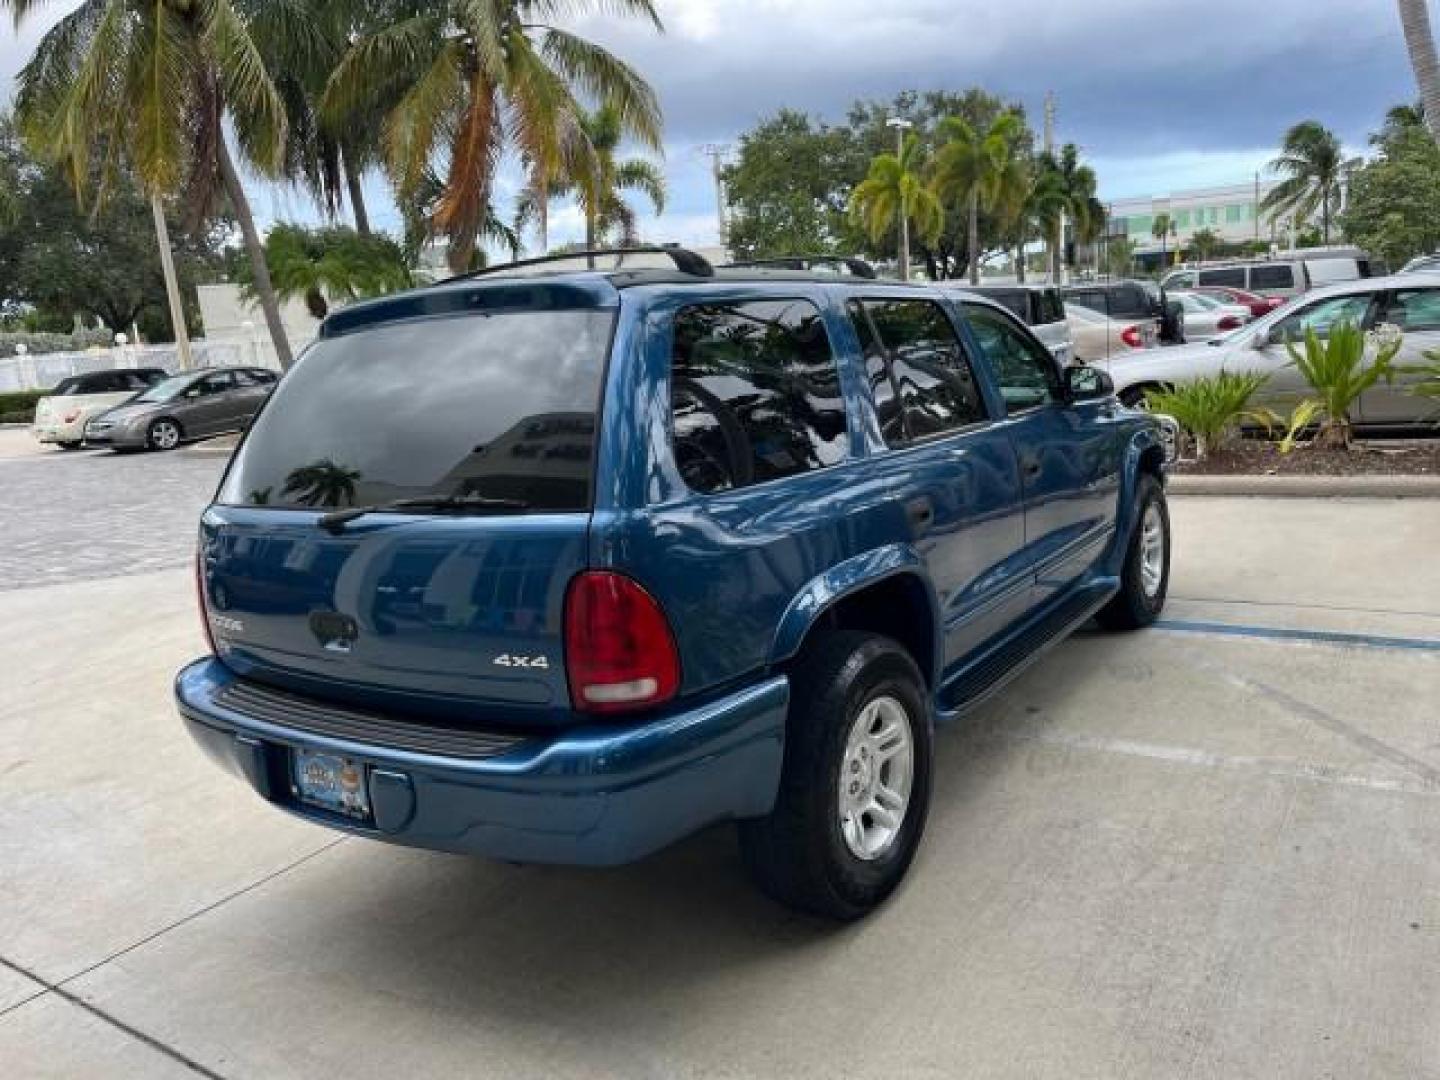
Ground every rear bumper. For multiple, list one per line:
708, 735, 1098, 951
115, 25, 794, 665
175, 658, 788, 866
33, 423, 83, 445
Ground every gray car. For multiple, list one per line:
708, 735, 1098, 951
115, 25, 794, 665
85, 367, 279, 451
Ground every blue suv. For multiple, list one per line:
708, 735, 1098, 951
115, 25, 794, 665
177, 248, 1172, 919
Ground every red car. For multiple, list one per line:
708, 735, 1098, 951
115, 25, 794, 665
1189, 286, 1285, 319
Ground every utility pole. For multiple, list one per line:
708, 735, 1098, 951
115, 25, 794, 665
1043, 91, 1056, 153
885, 117, 914, 280
700, 144, 730, 253
150, 193, 193, 369
1043, 91, 1066, 285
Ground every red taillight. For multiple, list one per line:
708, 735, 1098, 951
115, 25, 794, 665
1121, 325, 1142, 349
196, 553, 217, 655
564, 571, 680, 714
1217, 315, 1242, 331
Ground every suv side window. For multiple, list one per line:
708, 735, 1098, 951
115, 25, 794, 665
962, 305, 1063, 414
670, 299, 847, 495
1251, 265, 1296, 290
1198, 267, 1246, 288
847, 298, 986, 446
1036, 289, 1065, 324
1068, 290, 1106, 316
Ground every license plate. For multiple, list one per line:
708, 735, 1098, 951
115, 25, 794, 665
293, 748, 371, 820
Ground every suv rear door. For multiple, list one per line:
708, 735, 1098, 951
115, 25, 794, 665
845, 297, 1030, 668
205, 289, 616, 724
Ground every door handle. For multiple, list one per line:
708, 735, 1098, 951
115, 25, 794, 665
905, 497, 935, 535
1021, 457, 1042, 479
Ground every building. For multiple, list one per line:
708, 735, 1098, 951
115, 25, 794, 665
1106, 179, 1292, 262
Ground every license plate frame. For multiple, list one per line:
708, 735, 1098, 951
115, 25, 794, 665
292, 747, 372, 821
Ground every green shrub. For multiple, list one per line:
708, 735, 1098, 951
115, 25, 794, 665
1286, 321, 1403, 448
0, 389, 47, 425
1144, 371, 1271, 460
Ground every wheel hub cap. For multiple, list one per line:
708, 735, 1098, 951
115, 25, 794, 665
838, 695, 914, 862
1140, 504, 1165, 598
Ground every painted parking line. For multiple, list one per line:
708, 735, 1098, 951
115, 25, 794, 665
1154, 619, 1440, 653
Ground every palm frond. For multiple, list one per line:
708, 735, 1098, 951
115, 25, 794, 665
614, 158, 664, 213
207, 0, 289, 174
539, 27, 662, 150
379, 37, 464, 197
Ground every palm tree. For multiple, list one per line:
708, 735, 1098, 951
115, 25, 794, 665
323, 0, 664, 273
1036, 144, 1101, 281
849, 133, 944, 274
1260, 121, 1355, 245
517, 105, 665, 259
1189, 226, 1223, 262
1009, 163, 1068, 284
1152, 212, 1174, 265
1398, 0, 1440, 145
7, 0, 310, 369
246, 224, 412, 319
932, 111, 1025, 285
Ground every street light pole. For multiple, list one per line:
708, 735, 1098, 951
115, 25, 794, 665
886, 117, 914, 280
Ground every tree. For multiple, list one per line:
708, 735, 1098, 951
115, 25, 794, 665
848, 133, 944, 272
517, 105, 665, 256
1102, 236, 1136, 279
1189, 227, 1222, 262
721, 111, 862, 260
1260, 121, 1355, 245
324, 0, 664, 273
1152, 212, 1174, 266
1398, 0, 1440, 145
1342, 117, 1440, 265
1037, 144, 1103, 279
0, 114, 225, 337
933, 111, 1025, 284
7, 0, 313, 368
240, 224, 411, 320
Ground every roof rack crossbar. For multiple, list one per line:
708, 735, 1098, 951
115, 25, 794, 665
437, 244, 714, 284
724, 255, 878, 279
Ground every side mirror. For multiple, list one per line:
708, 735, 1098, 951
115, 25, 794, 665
1065, 364, 1114, 402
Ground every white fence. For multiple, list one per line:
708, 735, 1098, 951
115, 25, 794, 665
0, 337, 283, 393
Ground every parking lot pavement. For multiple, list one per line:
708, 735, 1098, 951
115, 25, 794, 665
3, 491, 1439, 1079
0, 429, 225, 591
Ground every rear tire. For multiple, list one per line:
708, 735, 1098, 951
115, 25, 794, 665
1096, 474, 1170, 631
147, 418, 183, 452
739, 631, 932, 920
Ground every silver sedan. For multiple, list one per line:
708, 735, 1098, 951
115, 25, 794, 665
1173, 291, 1253, 343
85, 368, 278, 451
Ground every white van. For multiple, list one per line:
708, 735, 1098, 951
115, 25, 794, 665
1162, 249, 1382, 299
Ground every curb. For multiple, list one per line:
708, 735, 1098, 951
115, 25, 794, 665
1168, 473, 1440, 498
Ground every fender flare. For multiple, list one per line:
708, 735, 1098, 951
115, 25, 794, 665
769, 544, 943, 686
1105, 425, 1169, 574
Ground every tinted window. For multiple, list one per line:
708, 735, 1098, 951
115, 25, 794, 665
1036, 290, 1065, 324
77, 373, 118, 394
234, 369, 277, 387
220, 309, 614, 511
848, 299, 986, 446
1108, 286, 1149, 318
964, 305, 1062, 413
1067, 290, 1106, 315
976, 289, 1027, 321
135, 374, 197, 404
1381, 289, 1440, 331
1251, 265, 1296, 290
1199, 267, 1246, 288
1273, 294, 1375, 342
670, 300, 845, 495
195, 372, 236, 395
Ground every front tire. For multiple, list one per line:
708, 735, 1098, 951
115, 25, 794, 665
739, 631, 933, 920
1096, 473, 1170, 630
147, 418, 182, 452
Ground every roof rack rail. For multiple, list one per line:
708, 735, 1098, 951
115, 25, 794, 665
438, 244, 714, 284
725, 255, 878, 279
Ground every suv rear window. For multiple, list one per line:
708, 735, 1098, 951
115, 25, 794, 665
219, 309, 614, 512
1251, 265, 1296, 290
670, 299, 846, 494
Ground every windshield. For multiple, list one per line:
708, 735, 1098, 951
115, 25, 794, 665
219, 308, 615, 513
133, 374, 196, 403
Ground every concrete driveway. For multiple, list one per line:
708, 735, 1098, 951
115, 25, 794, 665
2, 450, 1439, 1078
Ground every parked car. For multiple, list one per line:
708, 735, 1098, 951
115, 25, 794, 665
1065, 302, 1157, 362
175, 248, 1174, 920
1065, 280, 1185, 344
1172, 292, 1252, 343
1101, 274, 1440, 424
85, 367, 278, 451
31, 368, 168, 449
956, 284, 1075, 366
1161, 249, 1381, 300
1401, 253, 1440, 275
1186, 285, 1285, 319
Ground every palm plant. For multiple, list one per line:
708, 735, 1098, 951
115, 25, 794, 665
1286, 321, 1404, 448
516, 105, 665, 259
323, 0, 664, 273
1152, 212, 1174, 266
1036, 145, 1101, 280
1189, 227, 1222, 262
1260, 121, 1356, 245
1143, 371, 1272, 461
848, 133, 944, 271
1408, 348, 1440, 419
7, 0, 314, 369
243, 224, 411, 319
932, 111, 1025, 285
1398, 0, 1440, 145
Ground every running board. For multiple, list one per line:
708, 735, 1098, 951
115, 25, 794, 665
935, 578, 1118, 723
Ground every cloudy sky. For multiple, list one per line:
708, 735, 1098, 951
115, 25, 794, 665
0, 0, 1420, 250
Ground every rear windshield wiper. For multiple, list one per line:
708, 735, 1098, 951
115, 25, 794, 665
317, 495, 530, 532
